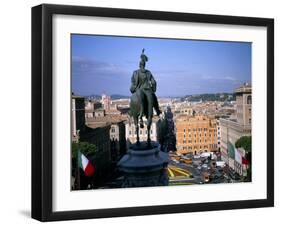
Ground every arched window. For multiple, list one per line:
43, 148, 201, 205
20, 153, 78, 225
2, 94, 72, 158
247, 95, 252, 104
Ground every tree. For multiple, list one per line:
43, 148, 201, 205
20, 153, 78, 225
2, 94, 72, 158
72, 142, 97, 189
235, 136, 251, 182
235, 136, 251, 152
72, 141, 116, 188
72, 142, 97, 160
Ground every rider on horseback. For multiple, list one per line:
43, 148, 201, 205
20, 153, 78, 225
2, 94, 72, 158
130, 49, 161, 128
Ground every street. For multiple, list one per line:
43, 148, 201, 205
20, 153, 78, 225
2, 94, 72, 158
168, 153, 242, 185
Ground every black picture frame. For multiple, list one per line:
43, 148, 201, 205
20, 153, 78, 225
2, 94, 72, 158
32, 4, 274, 222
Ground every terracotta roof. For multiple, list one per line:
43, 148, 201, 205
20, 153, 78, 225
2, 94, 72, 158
86, 115, 127, 124
86, 122, 111, 129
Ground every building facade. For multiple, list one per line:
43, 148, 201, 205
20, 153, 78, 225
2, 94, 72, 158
236, 84, 252, 125
101, 94, 111, 111
179, 106, 193, 116
176, 115, 218, 155
72, 95, 86, 142
109, 121, 126, 160
156, 106, 177, 152
217, 119, 221, 151
86, 115, 127, 160
85, 100, 102, 118
220, 83, 251, 171
125, 118, 158, 145
94, 108, 105, 117
80, 125, 112, 162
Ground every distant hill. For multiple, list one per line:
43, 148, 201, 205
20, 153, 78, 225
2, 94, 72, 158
184, 93, 235, 102
85, 94, 130, 100
84, 93, 234, 102
86, 94, 101, 100
110, 94, 130, 100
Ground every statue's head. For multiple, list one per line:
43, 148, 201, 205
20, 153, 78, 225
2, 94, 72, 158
139, 48, 148, 69
139, 60, 145, 69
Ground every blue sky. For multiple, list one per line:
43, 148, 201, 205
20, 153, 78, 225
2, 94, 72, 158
72, 34, 251, 97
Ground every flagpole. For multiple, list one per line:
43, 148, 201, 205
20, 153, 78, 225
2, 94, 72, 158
77, 150, 81, 190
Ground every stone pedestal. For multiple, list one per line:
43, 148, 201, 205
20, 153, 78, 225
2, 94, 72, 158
117, 141, 169, 188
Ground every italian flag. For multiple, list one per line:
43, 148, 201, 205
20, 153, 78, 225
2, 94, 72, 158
78, 151, 95, 177
242, 157, 249, 165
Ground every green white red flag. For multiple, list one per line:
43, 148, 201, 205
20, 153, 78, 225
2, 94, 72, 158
78, 150, 95, 177
242, 157, 249, 165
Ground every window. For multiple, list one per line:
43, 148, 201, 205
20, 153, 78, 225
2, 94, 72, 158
247, 95, 252, 104
129, 131, 131, 135
140, 130, 142, 135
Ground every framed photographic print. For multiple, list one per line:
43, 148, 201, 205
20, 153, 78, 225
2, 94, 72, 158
32, 4, 274, 221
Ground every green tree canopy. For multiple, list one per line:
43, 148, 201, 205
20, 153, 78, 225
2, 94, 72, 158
235, 136, 251, 153
72, 142, 97, 159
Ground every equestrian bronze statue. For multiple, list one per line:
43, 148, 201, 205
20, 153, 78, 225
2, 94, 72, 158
129, 49, 161, 146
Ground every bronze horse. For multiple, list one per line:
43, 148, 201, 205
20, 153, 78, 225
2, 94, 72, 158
130, 89, 152, 146
129, 49, 161, 147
